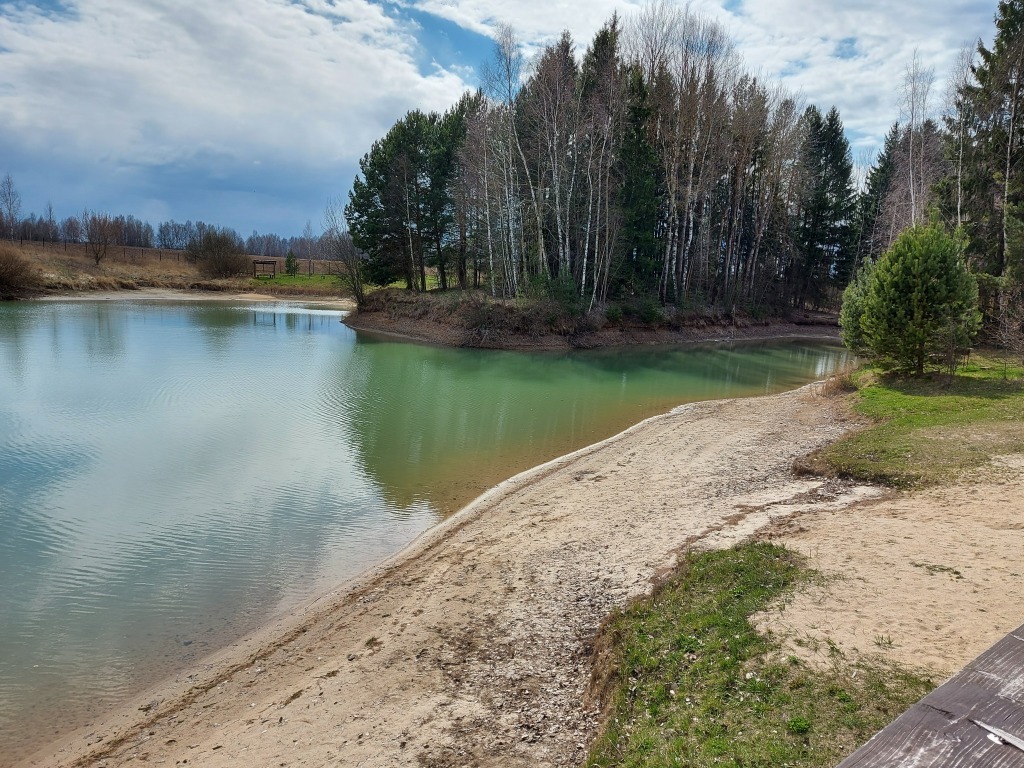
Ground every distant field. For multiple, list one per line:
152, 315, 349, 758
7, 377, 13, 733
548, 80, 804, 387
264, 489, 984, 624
8, 240, 351, 299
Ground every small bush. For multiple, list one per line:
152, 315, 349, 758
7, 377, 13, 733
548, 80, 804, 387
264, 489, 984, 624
0, 245, 39, 296
523, 273, 583, 317
188, 230, 248, 278
786, 716, 812, 736
622, 297, 663, 326
820, 364, 859, 398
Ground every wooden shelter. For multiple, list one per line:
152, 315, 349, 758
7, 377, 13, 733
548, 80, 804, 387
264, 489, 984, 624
252, 259, 277, 278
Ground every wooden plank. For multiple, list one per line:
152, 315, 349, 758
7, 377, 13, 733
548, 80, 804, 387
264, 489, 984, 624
838, 623, 1024, 767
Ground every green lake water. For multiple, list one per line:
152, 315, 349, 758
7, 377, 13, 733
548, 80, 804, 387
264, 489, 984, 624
0, 299, 850, 760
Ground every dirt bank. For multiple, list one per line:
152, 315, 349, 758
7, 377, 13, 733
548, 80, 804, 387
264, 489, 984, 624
18, 386, 1024, 768
344, 309, 841, 350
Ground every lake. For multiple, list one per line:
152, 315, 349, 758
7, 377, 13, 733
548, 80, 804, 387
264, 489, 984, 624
0, 299, 850, 760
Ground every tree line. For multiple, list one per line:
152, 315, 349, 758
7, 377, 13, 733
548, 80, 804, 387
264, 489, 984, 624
0, 172, 324, 260
839, 0, 1024, 373
344, 0, 1024, 330
345, 6, 860, 314
844, 0, 1024, 364
5, 0, 1021, 328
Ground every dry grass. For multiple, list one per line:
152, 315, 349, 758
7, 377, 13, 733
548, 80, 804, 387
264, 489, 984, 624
818, 362, 860, 398
0, 243, 41, 298
5, 241, 352, 299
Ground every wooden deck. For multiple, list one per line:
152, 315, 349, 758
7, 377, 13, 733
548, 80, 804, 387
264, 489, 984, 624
838, 622, 1024, 767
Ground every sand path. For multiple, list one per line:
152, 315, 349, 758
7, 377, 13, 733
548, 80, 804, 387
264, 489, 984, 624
19, 385, 1024, 768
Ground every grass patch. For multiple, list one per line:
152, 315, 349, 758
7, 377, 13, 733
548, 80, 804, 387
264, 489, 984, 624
811, 354, 1024, 488
250, 274, 337, 287
586, 543, 933, 768
910, 562, 964, 580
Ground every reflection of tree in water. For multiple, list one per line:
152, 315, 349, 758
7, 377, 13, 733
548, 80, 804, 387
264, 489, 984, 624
0, 303, 423, 759
324, 339, 567, 512
80, 303, 128, 362
184, 305, 252, 353
326, 338, 853, 514
0, 304, 38, 380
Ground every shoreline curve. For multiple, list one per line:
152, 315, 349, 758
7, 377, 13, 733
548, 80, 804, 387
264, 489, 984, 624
19, 382, 857, 768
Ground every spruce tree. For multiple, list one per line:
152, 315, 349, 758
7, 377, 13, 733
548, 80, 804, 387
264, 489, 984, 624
794, 106, 856, 307
949, 0, 1024, 284
615, 66, 663, 298
855, 124, 899, 263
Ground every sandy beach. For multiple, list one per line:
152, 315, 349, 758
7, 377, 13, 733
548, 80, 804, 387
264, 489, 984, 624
16, 381, 1024, 768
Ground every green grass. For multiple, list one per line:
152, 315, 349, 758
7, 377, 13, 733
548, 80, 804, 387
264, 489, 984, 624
586, 544, 933, 768
249, 273, 337, 287
814, 354, 1024, 487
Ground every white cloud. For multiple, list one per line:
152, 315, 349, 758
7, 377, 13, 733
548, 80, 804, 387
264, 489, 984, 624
408, 0, 994, 157
409, 0, 643, 43
692, 0, 992, 153
0, 0, 1001, 231
0, 0, 469, 175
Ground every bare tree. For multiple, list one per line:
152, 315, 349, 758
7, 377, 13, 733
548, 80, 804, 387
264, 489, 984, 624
43, 202, 58, 242
944, 43, 977, 228
901, 50, 935, 226
483, 24, 547, 279
324, 198, 365, 305
301, 219, 316, 275
0, 173, 22, 240
82, 210, 121, 266
622, 0, 681, 82
187, 228, 248, 277
998, 285, 1024, 367
61, 215, 83, 243
524, 31, 583, 278
880, 120, 945, 242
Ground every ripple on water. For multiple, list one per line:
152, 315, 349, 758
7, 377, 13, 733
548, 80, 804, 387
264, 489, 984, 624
0, 302, 851, 763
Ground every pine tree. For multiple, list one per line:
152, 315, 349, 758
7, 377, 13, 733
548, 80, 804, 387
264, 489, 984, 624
346, 109, 470, 291
839, 259, 876, 354
858, 223, 981, 374
284, 249, 298, 276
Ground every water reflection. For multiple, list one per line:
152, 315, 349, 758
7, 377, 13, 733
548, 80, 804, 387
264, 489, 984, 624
334, 338, 852, 511
0, 299, 849, 761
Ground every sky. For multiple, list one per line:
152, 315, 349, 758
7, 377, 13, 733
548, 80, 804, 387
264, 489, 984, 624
0, 0, 999, 238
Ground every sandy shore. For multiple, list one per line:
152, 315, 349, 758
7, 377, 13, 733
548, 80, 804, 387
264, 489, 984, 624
17, 385, 1024, 768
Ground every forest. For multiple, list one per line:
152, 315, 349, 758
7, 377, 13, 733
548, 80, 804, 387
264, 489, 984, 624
343, 1, 1024, 322
3, 1, 1022, 325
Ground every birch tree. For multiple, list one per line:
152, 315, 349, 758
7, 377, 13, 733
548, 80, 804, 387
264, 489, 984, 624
0, 173, 21, 241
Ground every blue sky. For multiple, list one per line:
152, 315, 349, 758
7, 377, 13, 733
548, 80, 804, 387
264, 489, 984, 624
0, 0, 997, 237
